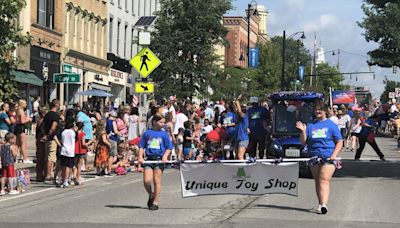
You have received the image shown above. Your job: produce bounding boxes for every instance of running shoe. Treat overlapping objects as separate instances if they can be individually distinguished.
[149,204,159,210]
[321,205,328,214]
[9,190,20,195]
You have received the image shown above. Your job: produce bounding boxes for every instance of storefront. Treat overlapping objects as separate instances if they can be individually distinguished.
[30,46,61,104]
[10,69,43,106]
[109,69,127,106]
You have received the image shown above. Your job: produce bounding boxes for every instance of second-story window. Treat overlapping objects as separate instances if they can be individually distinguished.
[37,0,54,29]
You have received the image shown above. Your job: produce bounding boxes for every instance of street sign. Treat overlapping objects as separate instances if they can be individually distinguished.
[135,82,154,93]
[395,87,400,98]
[130,47,161,78]
[63,63,72,73]
[249,48,259,68]
[389,92,395,99]
[53,73,80,83]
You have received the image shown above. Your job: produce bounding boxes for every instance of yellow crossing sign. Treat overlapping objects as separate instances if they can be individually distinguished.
[135,82,154,93]
[130,47,161,78]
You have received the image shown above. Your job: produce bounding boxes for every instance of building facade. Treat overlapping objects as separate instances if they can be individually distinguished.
[15,0,64,104]
[107,0,160,106]
[223,5,269,69]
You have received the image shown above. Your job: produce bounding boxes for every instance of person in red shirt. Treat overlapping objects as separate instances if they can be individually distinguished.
[74,122,89,185]
[205,123,226,159]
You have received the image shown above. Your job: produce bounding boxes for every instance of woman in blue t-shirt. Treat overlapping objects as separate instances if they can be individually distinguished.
[138,114,173,211]
[296,103,342,215]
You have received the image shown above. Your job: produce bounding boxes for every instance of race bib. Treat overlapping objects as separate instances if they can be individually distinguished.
[148,138,161,150]
[311,128,328,139]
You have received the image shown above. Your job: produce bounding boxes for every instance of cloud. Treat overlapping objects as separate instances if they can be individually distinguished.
[303,14,339,32]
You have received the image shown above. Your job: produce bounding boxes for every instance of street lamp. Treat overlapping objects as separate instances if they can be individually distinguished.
[247,0,258,68]
[281,31,306,91]
[323,49,340,71]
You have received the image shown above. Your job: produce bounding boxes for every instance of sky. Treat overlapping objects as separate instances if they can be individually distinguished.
[228,0,394,99]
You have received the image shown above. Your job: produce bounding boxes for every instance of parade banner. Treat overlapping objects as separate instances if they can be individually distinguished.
[180,162,299,198]
[332,90,356,104]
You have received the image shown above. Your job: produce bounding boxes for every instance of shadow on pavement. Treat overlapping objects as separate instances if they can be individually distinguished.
[105,205,144,209]
[334,159,400,179]
[254,204,313,213]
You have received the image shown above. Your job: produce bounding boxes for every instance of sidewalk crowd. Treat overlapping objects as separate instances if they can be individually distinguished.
[0,96,399,196]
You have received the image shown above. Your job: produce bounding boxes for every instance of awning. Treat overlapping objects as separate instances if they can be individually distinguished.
[11,70,43,86]
[89,82,111,92]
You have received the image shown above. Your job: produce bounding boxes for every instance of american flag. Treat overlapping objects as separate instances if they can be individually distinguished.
[132,95,139,107]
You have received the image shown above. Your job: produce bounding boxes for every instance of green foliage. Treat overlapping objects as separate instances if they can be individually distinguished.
[380,80,400,103]
[311,63,349,98]
[0,0,32,101]
[150,0,232,101]
[358,0,400,67]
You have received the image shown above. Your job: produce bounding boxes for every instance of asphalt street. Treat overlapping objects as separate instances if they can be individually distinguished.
[0,136,399,228]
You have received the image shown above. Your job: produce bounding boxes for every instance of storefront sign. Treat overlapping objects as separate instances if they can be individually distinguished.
[180,162,299,198]
[110,69,126,85]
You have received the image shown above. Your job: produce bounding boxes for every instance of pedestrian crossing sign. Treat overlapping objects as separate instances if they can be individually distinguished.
[130,47,161,78]
[135,82,154,93]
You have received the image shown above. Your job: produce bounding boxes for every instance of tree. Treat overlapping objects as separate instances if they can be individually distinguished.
[150,0,232,101]
[312,63,349,98]
[380,80,400,103]
[358,0,400,67]
[0,0,31,102]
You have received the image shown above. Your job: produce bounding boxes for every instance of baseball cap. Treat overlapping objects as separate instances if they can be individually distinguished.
[250,96,259,103]
[110,111,117,117]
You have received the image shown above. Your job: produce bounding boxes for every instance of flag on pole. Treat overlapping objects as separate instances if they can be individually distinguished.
[132,95,139,107]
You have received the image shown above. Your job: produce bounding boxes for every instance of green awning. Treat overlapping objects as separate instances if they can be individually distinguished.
[11,70,43,86]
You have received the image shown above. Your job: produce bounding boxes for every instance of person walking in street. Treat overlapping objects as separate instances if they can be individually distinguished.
[0,103,11,139]
[349,111,362,152]
[355,115,385,161]
[337,110,350,148]
[41,99,61,183]
[0,132,19,195]
[138,114,173,210]
[296,103,343,214]
[247,96,269,159]
[15,99,32,163]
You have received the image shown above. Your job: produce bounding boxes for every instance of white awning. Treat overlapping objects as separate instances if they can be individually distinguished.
[89,82,111,92]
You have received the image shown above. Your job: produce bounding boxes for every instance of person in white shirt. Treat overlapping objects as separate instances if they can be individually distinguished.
[337,110,350,148]
[329,108,339,126]
[173,106,188,136]
[60,121,76,188]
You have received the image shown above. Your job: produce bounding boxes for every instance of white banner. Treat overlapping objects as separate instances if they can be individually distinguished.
[180,162,299,198]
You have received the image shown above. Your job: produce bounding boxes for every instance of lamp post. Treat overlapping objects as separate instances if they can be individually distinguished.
[281,31,306,91]
[247,1,258,68]
[323,49,341,71]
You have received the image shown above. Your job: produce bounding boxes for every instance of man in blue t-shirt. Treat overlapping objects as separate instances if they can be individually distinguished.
[246,97,269,159]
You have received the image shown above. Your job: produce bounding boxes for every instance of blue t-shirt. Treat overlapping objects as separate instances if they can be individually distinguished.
[306,119,342,158]
[76,111,93,140]
[106,119,119,142]
[139,129,174,157]
[0,112,10,131]
[221,112,235,140]
[247,106,268,134]
[235,113,249,141]
[359,118,377,136]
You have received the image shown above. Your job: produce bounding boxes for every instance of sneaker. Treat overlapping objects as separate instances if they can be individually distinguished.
[354,158,360,161]
[147,196,154,208]
[321,205,328,214]
[310,204,322,214]
[23,159,34,164]
[9,190,20,195]
[0,190,6,196]
[380,157,386,161]
[149,204,159,210]
[60,183,72,188]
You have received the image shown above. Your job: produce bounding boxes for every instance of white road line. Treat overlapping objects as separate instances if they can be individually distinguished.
[0,169,176,203]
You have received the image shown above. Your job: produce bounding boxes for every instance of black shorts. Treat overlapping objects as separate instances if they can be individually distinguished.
[14,124,25,135]
[60,155,75,168]
[142,156,165,171]
[350,132,359,137]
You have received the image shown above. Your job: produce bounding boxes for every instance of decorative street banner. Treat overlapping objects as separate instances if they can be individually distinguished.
[180,162,299,198]
[332,90,356,104]
[249,47,259,68]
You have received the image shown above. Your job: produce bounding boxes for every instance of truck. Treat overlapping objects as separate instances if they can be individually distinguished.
[268,91,324,177]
